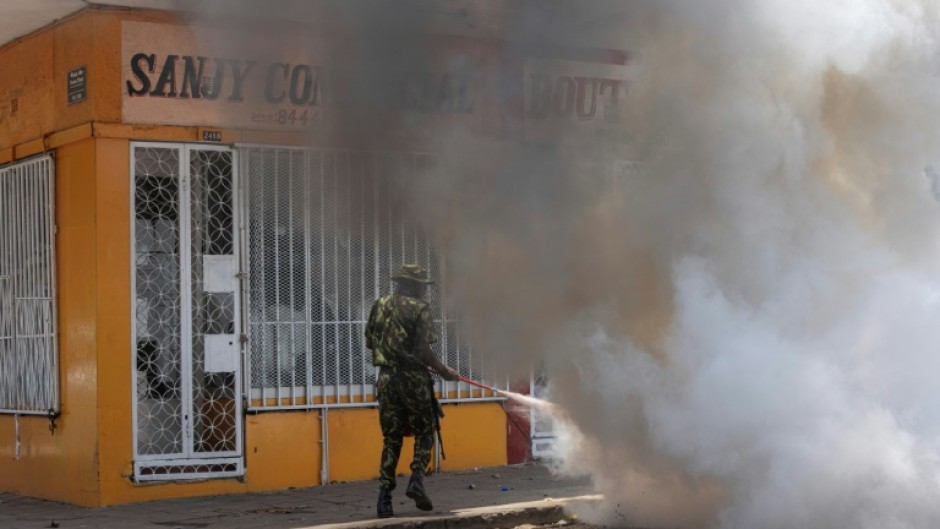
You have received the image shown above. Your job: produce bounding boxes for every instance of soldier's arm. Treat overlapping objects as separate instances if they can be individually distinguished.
[365,301,378,350]
[418,343,459,381]
[416,304,459,381]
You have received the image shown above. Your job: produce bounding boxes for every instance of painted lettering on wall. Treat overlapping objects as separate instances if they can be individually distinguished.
[125,54,309,104]
[526,74,625,120]
[398,74,476,114]
[124,53,476,113]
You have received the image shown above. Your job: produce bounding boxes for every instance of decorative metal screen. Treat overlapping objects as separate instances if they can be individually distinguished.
[241,147,502,410]
[134,146,184,456]
[132,144,242,481]
[0,155,58,415]
[188,150,239,455]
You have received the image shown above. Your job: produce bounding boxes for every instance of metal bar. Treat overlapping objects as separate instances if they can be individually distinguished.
[399,159,406,266]
[0,408,52,416]
[250,149,262,404]
[441,252,451,398]
[332,152,340,404]
[304,149,314,405]
[386,156,393,298]
[261,148,272,407]
[230,148,245,457]
[241,149,253,407]
[11,165,22,407]
[13,167,28,406]
[359,155,366,402]
[346,152,353,403]
[46,157,59,410]
[129,146,141,458]
[319,151,327,402]
[41,163,59,411]
[371,156,380,400]
[288,149,297,404]
[23,164,31,300]
[273,148,282,406]
[242,396,507,413]
[180,146,195,457]
[32,160,41,405]
[412,155,419,264]
[1,166,9,408]
[41,158,59,402]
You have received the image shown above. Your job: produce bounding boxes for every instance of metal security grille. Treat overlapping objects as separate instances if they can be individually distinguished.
[241,147,502,410]
[188,150,239,456]
[132,144,242,481]
[0,155,58,415]
[133,146,184,455]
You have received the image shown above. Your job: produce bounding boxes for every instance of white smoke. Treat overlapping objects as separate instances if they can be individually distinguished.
[555,258,940,528]
[532,1,940,527]
[177,1,940,526]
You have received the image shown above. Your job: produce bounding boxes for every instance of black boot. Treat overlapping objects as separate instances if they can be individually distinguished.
[405,471,433,511]
[377,487,393,518]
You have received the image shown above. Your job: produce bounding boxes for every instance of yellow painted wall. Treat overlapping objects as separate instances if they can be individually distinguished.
[438,403,507,471]
[327,403,507,484]
[0,8,176,151]
[92,137,142,506]
[0,138,101,506]
[0,27,57,148]
[1,8,510,506]
[1,10,97,148]
[328,407,385,482]
[245,412,322,492]
[0,133,511,507]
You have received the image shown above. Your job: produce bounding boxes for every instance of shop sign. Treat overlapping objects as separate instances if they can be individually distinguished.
[524,59,629,143]
[526,75,623,120]
[121,21,482,133]
[125,56,322,107]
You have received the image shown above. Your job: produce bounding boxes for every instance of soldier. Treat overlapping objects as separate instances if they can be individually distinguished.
[365,264,460,518]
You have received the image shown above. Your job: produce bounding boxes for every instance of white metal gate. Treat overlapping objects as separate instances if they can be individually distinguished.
[530,371,556,458]
[0,155,58,415]
[131,143,243,481]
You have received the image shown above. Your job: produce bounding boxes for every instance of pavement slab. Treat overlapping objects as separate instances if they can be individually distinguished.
[0,463,598,529]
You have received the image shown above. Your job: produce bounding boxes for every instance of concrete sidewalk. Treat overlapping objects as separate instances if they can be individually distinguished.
[0,464,600,529]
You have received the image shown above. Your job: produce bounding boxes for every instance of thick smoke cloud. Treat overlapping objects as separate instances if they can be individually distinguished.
[522,2,940,528]
[182,1,940,527]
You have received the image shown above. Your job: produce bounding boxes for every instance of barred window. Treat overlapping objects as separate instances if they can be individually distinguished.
[0,155,58,414]
[241,147,496,409]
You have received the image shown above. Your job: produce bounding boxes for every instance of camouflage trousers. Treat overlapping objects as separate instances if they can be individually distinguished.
[376,367,435,490]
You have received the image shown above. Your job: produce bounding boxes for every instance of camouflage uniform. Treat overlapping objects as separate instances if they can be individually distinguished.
[366,293,440,491]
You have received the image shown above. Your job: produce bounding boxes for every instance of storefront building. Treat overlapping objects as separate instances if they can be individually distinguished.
[0,5,628,507]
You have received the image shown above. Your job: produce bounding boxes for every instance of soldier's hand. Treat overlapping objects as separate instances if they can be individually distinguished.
[442,367,460,382]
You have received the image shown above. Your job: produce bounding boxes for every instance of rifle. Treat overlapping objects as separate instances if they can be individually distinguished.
[429,372,446,460]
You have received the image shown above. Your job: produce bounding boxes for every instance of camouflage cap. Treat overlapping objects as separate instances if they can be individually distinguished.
[391,264,434,284]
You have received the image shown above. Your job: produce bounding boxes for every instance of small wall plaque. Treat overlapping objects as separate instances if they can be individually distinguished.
[68,66,87,105]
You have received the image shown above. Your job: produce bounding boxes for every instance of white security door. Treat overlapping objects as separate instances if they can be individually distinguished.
[131,143,243,481]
